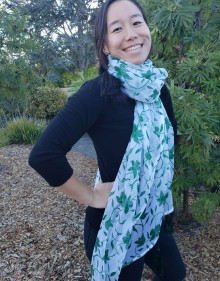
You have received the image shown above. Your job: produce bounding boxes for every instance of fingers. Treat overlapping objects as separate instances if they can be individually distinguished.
[91,181,114,208]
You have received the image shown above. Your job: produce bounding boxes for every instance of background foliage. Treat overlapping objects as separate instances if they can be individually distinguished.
[26,86,67,119]
[0,5,42,120]
[7,0,102,82]
[140,0,220,220]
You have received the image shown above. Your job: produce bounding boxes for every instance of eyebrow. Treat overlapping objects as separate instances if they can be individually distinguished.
[108,13,142,28]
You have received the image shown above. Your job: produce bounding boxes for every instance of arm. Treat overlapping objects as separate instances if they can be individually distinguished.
[29,78,112,207]
[57,175,113,208]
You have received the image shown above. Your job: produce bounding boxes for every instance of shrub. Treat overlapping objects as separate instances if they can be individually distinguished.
[0,95,27,123]
[191,192,220,221]
[141,0,220,221]
[26,86,67,119]
[6,117,47,145]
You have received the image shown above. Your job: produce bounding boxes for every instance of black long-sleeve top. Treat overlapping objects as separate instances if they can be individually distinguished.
[29,73,177,228]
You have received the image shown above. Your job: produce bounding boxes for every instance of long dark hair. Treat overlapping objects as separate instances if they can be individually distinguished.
[95,0,149,72]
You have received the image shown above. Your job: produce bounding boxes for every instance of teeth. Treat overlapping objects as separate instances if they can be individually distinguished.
[125,44,141,52]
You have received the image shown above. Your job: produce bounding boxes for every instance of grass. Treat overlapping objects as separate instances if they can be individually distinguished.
[0,127,9,148]
[1,117,47,146]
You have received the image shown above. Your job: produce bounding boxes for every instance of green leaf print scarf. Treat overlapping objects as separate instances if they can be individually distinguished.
[91,55,174,281]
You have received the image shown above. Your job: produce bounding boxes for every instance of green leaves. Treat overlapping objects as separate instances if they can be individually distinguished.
[94,237,101,252]
[114,65,133,80]
[141,70,154,80]
[191,192,220,221]
[145,146,152,160]
[135,233,146,248]
[116,192,133,214]
[122,230,131,248]
[150,89,160,99]
[128,160,140,178]
[103,250,110,263]
[150,225,161,241]
[169,146,174,160]
[105,218,113,231]
[153,3,199,39]
[157,191,169,206]
[0,7,41,101]
[153,124,164,138]
[132,124,143,143]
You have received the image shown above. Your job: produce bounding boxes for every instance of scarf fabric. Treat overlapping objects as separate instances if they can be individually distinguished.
[91,56,174,281]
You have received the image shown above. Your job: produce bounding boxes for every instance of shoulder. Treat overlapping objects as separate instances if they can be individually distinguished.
[67,75,104,107]
[61,75,106,122]
[75,75,103,97]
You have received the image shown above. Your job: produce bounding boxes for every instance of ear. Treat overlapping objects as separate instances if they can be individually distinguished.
[103,44,110,55]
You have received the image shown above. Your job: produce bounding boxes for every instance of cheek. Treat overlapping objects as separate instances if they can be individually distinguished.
[106,38,120,52]
[144,31,151,47]
[142,26,151,41]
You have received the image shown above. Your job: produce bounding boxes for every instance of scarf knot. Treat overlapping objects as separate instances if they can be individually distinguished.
[108,55,168,104]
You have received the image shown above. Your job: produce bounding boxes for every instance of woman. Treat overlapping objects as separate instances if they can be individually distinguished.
[29,0,186,280]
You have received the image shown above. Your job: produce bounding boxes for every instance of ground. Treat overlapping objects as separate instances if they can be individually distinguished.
[0,145,219,281]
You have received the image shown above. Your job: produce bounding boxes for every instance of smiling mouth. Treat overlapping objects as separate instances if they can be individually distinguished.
[124,44,142,53]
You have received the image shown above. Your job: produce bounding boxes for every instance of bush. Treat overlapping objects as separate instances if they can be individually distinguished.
[191,192,220,221]
[141,0,220,221]
[6,117,47,145]
[26,86,67,119]
[0,95,27,123]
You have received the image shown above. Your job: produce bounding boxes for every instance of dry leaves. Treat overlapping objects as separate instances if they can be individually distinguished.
[0,145,219,281]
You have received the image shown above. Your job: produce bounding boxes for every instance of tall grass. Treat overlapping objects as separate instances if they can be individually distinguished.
[0,128,9,148]
[5,117,47,145]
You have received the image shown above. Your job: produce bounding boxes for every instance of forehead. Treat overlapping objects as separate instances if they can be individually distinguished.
[107,0,142,25]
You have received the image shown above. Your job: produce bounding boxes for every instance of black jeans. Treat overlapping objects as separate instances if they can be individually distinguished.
[84,217,186,281]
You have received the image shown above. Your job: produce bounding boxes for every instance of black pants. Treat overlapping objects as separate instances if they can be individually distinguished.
[84,217,186,281]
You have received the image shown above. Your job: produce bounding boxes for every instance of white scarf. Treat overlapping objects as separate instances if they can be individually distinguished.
[91,56,174,280]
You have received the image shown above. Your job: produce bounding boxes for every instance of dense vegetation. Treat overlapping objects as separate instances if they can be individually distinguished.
[0,0,219,221]
[140,0,220,220]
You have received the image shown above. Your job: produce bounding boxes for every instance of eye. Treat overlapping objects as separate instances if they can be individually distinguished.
[133,21,142,26]
[112,27,122,33]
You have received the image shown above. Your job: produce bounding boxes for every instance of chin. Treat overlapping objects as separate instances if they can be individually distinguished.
[124,53,148,65]
[127,57,147,65]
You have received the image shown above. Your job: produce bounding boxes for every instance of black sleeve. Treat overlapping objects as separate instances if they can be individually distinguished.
[28,78,103,187]
[160,84,178,141]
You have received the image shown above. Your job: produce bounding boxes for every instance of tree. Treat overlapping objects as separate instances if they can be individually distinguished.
[0,3,42,119]
[11,0,102,83]
[140,0,220,221]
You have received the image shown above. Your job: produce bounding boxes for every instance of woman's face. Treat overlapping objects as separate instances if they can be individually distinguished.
[104,0,151,65]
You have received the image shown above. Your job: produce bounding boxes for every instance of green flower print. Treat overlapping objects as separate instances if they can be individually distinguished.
[135,233,146,248]
[116,192,133,214]
[150,225,161,241]
[122,230,132,248]
[128,160,140,178]
[157,191,169,206]
[132,124,143,143]
[91,55,174,281]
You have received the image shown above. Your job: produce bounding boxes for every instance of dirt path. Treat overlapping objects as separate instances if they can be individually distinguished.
[72,134,96,159]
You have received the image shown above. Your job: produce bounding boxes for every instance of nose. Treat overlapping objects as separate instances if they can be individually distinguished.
[124,26,137,41]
